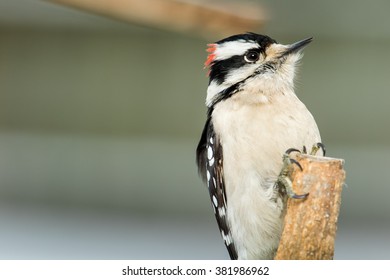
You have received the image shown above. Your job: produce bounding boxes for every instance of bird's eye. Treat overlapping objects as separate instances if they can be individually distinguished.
[244,51,260,63]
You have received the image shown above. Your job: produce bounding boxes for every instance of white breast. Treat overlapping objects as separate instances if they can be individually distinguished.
[211,89,321,259]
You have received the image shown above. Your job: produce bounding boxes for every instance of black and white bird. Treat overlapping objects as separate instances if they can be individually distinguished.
[196,33,322,260]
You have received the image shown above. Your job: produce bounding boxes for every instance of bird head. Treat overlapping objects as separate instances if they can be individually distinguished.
[204,33,312,107]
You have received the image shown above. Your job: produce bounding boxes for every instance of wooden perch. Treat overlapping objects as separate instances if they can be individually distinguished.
[45,0,266,39]
[274,154,346,260]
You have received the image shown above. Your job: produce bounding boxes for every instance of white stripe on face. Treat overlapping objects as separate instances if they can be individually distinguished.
[213,40,260,61]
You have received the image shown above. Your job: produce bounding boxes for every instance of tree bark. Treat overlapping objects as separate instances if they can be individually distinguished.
[274,154,346,260]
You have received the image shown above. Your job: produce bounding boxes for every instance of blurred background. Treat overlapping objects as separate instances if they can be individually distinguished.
[0,0,389,259]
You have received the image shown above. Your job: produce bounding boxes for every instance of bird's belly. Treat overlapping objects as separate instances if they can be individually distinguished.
[212,96,321,259]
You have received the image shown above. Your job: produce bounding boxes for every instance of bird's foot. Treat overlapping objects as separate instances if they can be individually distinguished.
[276,148,308,199]
[276,143,325,199]
[302,142,326,156]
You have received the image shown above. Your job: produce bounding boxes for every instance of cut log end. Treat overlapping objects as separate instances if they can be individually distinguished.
[274,154,346,260]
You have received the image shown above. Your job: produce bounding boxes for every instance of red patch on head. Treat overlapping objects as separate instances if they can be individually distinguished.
[204,44,217,71]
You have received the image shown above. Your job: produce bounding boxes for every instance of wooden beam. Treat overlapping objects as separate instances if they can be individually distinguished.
[275,154,346,260]
[45,0,266,39]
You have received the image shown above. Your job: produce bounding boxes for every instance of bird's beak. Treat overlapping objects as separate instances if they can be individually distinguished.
[279,37,313,58]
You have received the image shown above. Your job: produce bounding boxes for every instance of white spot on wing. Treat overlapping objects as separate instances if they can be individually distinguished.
[206,170,210,182]
[212,195,218,207]
[218,207,226,217]
[209,157,215,166]
[209,137,214,144]
[221,230,233,246]
[207,146,213,160]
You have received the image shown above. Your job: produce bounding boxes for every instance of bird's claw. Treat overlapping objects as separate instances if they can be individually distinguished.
[302,142,326,156]
[276,143,325,199]
[276,150,308,199]
[285,148,301,155]
[289,158,303,171]
[314,142,326,156]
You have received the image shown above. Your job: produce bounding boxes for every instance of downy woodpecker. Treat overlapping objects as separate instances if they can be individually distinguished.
[196,33,322,259]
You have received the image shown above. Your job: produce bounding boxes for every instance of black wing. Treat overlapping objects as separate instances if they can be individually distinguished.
[196,117,238,260]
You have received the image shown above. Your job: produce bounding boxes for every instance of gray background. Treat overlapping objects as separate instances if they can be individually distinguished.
[0,0,389,259]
